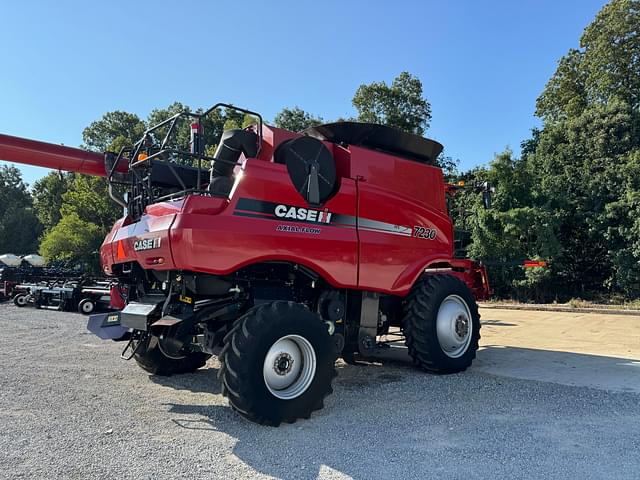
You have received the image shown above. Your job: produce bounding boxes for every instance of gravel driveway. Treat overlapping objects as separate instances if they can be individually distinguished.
[1,304,639,479]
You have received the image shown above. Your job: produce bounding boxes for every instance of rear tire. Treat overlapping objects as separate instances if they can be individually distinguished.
[133,334,211,376]
[13,293,27,307]
[403,274,480,374]
[219,301,337,426]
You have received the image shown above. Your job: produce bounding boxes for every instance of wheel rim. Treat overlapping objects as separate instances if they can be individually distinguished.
[16,295,25,306]
[82,301,94,313]
[436,295,473,358]
[263,335,316,400]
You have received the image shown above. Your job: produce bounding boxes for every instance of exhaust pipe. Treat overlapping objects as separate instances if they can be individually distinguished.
[209,129,258,195]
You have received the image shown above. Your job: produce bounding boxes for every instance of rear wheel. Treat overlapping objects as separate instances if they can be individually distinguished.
[133,334,211,376]
[13,293,27,307]
[219,301,337,426]
[403,274,480,374]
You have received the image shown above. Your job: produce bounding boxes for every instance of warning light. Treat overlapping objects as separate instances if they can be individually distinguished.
[457,180,465,187]
[137,152,148,162]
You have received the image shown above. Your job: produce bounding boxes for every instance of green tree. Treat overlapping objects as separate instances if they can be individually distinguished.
[537,0,640,121]
[61,175,121,232]
[39,109,143,268]
[451,151,560,301]
[0,166,42,254]
[352,71,432,135]
[0,165,29,211]
[581,0,640,110]
[480,0,640,300]
[39,175,121,271]
[82,110,146,152]
[273,107,324,132]
[31,171,74,231]
[39,213,102,270]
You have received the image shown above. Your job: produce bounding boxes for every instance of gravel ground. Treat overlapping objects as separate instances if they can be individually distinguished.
[1,304,639,480]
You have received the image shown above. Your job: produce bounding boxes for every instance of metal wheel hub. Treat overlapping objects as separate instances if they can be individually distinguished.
[436,295,473,358]
[263,335,316,400]
[455,314,469,338]
[273,352,294,375]
[81,301,94,313]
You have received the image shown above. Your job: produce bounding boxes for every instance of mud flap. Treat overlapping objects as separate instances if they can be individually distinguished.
[86,311,129,340]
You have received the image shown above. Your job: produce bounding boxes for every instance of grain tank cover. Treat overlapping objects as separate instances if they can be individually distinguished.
[22,254,46,267]
[303,122,444,164]
[0,254,21,267]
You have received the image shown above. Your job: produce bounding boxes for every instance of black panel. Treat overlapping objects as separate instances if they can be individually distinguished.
[303,122,443,164]
[148,160,208,189]
[275,136,337,205]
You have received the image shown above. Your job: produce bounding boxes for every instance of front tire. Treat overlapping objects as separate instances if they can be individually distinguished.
[403,274,480,374]
[219,301,337,426]
[133,334,211,376]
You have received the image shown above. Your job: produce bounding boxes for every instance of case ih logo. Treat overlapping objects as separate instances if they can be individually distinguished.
[133,237,161,252]
[274,205,332,224]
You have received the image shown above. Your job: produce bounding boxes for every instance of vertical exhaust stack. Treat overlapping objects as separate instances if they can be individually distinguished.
[209,129,258,195]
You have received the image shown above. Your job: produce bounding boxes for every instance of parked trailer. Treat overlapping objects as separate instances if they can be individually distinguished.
[12,280,113,313]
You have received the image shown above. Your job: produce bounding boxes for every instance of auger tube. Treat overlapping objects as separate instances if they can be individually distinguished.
[0,133,126,177]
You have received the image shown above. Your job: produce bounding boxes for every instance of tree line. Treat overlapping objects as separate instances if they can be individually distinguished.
[1,0,638,302]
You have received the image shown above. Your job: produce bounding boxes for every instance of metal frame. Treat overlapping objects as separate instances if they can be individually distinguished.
[106,103,263,217]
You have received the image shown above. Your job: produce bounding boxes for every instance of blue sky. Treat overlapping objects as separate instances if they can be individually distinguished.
[0,0,607,186]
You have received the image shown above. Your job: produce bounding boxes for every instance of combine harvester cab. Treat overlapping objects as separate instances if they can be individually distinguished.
[1,103,491,426]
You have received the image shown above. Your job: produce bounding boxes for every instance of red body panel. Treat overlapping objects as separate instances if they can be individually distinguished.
[99,127,490,299]
[0,121,490,300]
[103,204,180,271]
[170,160,359,287]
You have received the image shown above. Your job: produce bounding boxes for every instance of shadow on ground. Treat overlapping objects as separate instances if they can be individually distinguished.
[150,366,222,395]
[481,319,518,327]
[474,345,640,393]
[156,345,639,479]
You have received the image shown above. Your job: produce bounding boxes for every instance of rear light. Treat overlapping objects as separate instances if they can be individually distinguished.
[145,257,165,265]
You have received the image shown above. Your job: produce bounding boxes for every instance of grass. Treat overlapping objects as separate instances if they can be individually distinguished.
[485,297,640,310]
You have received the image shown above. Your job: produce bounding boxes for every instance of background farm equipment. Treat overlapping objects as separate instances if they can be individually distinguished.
[12,279,113,313]
[0,254,85,301]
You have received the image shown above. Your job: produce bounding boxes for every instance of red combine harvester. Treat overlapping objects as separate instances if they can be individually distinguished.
[0,103,490,425]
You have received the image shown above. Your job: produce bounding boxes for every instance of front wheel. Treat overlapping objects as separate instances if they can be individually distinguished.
[219,301,337,426]
[403,274,481,374]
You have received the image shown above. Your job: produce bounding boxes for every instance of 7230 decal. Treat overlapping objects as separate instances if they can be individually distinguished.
[413,226,437,240]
